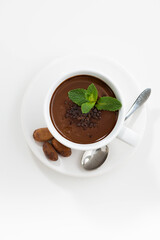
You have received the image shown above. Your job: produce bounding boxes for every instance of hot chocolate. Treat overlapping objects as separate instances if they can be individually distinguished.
[50,75,118,144]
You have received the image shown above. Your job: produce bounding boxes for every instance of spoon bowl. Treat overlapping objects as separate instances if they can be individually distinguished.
[81,146,109,170]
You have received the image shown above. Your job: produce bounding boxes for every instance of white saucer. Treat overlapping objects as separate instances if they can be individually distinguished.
[21,55,147,177]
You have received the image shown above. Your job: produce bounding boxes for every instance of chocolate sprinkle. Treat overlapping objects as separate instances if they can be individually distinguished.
[65,101,101,130]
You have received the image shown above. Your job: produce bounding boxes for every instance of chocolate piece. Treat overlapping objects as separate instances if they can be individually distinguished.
[52,139,71,157]
[43,142,58,161]
[33,128,53,142]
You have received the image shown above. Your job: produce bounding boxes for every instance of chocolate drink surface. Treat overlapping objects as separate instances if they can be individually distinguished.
[50,75,118,144]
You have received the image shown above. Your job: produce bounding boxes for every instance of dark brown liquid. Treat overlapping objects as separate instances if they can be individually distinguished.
[50,75,118,144]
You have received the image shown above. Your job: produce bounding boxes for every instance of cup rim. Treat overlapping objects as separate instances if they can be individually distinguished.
[44,70,125,150]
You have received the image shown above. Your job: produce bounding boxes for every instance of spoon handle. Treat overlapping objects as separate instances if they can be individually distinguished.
[125,88,151,121]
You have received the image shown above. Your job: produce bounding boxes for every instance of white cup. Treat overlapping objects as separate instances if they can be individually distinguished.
[44,70,140,151]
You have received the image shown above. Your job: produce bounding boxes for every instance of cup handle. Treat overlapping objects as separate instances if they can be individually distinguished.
[117,126,140,147]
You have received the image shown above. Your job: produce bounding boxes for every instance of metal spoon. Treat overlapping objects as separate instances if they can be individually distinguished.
[81,88,151,170]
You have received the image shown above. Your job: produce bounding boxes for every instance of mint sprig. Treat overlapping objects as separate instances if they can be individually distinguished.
[85,83,98,102]
[96,96,122,111]
[68,83,122,113]
[81,102,95,113]
[68,88,87,106]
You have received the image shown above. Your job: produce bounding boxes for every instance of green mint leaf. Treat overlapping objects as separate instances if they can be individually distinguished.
[85,83,98,102]
[68,89,87,106]
[95,96,122,111]
[81,102,95,113]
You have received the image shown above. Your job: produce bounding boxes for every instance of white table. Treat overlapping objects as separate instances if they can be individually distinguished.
[0,0,160,239]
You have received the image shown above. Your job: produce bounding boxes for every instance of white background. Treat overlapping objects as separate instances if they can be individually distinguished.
[0,0,160,239]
